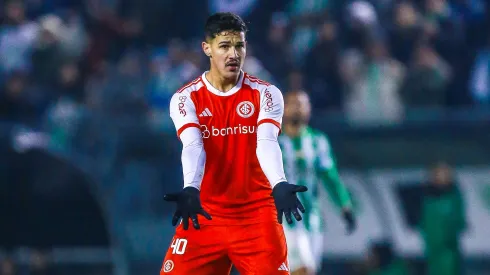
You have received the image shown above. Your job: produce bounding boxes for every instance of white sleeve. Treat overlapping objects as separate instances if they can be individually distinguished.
[179,127,206,190]
[257,85,284,130]
[256,123,287,188]
[169,92,200,136]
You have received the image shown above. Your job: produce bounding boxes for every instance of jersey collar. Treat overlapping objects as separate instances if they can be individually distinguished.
[201,71,244,97]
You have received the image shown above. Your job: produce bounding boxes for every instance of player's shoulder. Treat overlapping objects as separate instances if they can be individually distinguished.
[175,75,205,96]
[243,73,278,93]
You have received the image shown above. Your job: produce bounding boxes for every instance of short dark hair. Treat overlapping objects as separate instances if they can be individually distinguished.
[204,12,248,40]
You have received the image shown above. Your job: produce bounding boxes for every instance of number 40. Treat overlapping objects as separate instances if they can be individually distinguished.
[170,238,188,255]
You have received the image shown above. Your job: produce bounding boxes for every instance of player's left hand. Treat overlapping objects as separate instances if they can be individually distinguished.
[342,208,356,234]
[272,182,308,224]
[164,187,212,230]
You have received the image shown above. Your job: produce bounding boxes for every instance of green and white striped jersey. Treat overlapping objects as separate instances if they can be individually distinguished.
[278,126,351,232]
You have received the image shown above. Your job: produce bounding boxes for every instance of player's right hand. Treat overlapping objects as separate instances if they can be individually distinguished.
[272,182,308,224]
[164,186,212,230]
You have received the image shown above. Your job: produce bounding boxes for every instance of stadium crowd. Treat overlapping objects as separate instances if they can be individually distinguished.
[1,0,489,130]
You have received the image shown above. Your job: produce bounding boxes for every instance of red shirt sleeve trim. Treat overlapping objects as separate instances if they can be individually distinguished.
[258,119,282,134]
[177,123,200,137]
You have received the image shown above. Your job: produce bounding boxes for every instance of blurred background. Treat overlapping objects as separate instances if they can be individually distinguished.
[0,0,490,274]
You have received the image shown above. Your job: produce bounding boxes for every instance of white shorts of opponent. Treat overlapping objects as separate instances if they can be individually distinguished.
[283,222,323,274]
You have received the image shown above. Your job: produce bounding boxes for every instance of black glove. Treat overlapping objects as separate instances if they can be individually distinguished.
[342,209,356,234]
[164,187,212,230]
[272,182,308,224]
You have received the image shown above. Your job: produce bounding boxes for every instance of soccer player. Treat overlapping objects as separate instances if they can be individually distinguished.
[161,13,307,275]
[279,90,356,275]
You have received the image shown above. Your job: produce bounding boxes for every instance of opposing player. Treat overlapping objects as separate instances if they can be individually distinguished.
[161,13,308,275]
[279,90,356,275]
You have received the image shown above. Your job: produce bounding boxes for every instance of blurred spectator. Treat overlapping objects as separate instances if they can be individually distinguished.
[45,61,85,152]
[344,1,379,51]
[209,0,259,18]
[287,0,329,64]
[347,1,378,27]
[0,72,38,125]
[84,60,110,110]
[83,0,143,64]
[57,61,84,100]
[422,0,465,65]
[304,19,342,110]
[0,0,38,76]
[0,257,15,275]
[147,39,198,100]
[451,0,487,49]
[364,241,411,275]
[341,36,405,125]
[57,9,88,59]
[30,15,65,87]
[85,50,147,119]
[469,36,490,104]
[242,46,276,83]
[422,0,471,107]
[146,48,172,131]
[388,1,423,64]
[146,39,202,130]
[254,12,293,89]
[419,162,466,275]
[287,69,304,92]
[399,43,451,108]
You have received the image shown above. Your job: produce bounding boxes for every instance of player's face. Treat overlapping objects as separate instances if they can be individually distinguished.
[431,163,453,186]
[284,91,311,125]
[203,31,246,79]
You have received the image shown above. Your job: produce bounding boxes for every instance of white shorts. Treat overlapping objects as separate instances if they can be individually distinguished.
[283,223,323,273]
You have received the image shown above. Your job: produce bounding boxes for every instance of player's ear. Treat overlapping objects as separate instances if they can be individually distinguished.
[202,41,212,58]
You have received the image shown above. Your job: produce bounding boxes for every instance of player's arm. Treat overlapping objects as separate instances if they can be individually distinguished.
[317,135,351,208]
[317,134,356,233]
[164,92,211,230]
[256,85,308,224]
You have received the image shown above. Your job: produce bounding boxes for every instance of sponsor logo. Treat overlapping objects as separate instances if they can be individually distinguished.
[264,90,274,112]
[200,125,255,138]
[163,260,174,273]
[236,101,255,118]
[178,96,187,116]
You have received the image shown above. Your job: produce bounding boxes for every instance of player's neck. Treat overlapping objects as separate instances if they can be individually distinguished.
[283,123,304,138]
[205,70,240,93]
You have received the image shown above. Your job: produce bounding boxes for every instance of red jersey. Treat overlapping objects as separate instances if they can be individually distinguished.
[169,72,284,225]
